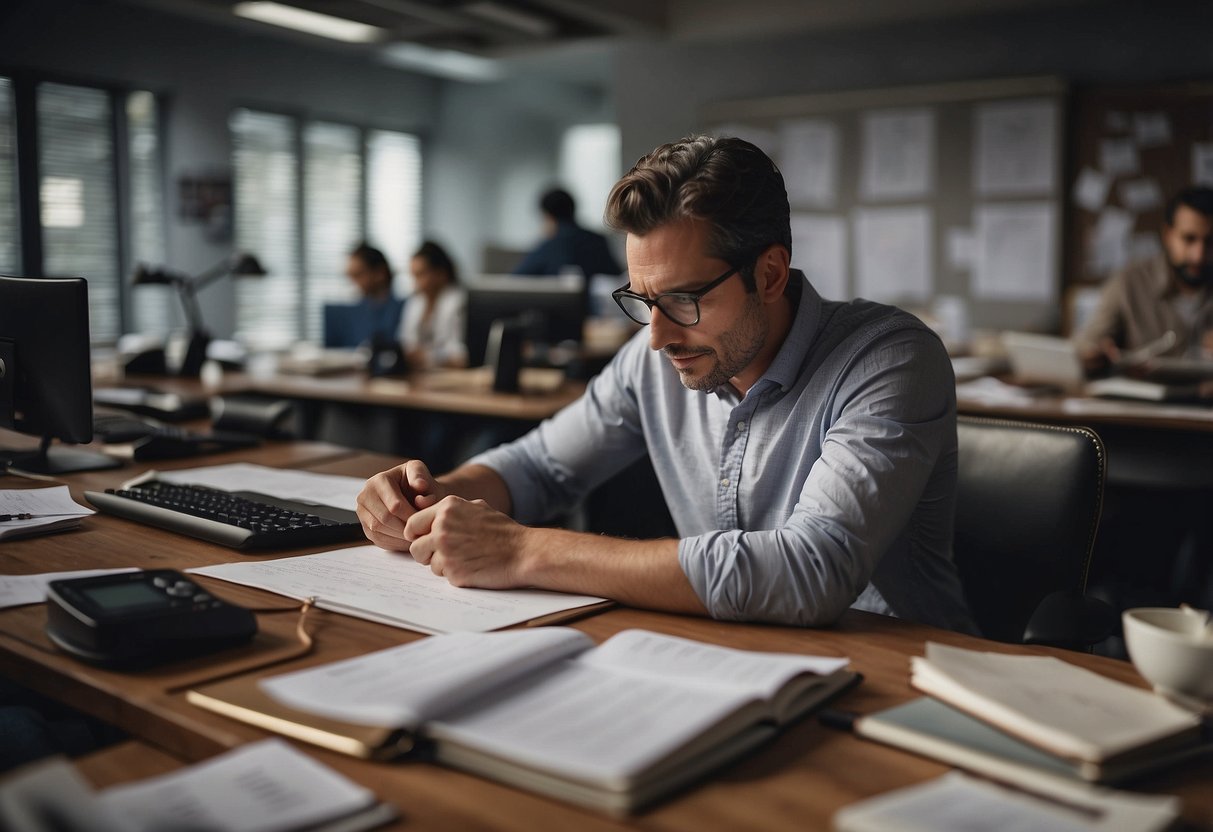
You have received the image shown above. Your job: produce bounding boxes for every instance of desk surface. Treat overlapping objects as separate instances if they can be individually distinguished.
[3,445,1211,831]
[957,390,1213,433]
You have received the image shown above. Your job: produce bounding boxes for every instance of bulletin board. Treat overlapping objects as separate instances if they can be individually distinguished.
[700,76,1068,336]
[1064,81,1213,287]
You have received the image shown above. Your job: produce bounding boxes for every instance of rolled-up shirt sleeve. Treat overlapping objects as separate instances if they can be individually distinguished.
[677,327,956,627]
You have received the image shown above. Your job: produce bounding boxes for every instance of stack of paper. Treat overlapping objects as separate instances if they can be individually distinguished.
[0,486,93,541]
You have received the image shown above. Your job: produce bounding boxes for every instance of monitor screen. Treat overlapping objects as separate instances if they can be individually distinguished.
[0,275,119,474]
[464,274,587,367]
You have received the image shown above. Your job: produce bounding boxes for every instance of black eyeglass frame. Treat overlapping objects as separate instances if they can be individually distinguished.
[611,264,741,328]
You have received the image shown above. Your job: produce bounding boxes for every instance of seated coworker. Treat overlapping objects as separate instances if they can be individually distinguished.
[357,135,974,632]
[341,242,404,346]
[400,241,468,370]
[512,188,623,278]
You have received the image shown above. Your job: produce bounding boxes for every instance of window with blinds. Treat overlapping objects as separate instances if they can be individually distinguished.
[38,83,121,343]
[0,78,18,274]
[127,90,172,336]
[232,111,422,346]
[303,121,362,342]
[231,109,302,349]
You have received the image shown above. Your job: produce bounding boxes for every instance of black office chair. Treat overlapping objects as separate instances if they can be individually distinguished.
[953,416,1116,650]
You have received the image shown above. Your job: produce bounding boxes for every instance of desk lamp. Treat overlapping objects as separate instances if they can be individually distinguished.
[133,253,266,377]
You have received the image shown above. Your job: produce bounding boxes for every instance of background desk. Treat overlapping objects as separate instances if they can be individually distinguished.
[2,444,1211,830]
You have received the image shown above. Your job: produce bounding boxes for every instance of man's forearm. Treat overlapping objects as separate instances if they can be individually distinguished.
[517,528,707,615]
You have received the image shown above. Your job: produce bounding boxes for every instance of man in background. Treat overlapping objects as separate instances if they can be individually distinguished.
[1075,186,1213,370]
[512,187,623,278]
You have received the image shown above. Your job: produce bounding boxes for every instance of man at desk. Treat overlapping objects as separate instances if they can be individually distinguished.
[1075,186,1213,370]
[511,188,623,278]
[358,135,973,631]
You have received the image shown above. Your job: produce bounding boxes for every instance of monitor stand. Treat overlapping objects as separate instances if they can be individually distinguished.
[1,436,122,475]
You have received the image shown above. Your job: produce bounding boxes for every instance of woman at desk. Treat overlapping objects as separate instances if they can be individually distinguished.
[400,241,468,370]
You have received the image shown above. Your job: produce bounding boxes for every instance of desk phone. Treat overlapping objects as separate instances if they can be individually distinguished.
[45,570,257,668]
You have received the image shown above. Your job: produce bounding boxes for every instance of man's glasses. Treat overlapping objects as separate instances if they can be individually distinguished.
[611,265,740,327]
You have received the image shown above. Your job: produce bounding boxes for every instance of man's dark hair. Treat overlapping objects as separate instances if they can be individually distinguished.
[349,241,392,277]
[412,240,459,285]
[540,188,576,222]
[1165,186,1213,225]
[604,135,791,291]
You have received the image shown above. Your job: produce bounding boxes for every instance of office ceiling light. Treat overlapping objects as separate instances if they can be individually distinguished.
[379,42,503,83]
[233,2,385,43]
[460,2,557,38]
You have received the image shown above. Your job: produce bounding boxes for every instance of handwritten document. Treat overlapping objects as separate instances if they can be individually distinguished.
[860,108,935,200]
[973,202,1056,301]
[148,463,365,512]
[853,206,933,302]
[0,486,94,541]
[974,98,1057,196]
[188,545,608,634]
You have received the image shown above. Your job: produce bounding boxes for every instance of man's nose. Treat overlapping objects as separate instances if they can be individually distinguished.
[648,306,680,351]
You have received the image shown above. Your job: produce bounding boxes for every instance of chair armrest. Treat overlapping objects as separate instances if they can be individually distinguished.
[1022,590,1118,651]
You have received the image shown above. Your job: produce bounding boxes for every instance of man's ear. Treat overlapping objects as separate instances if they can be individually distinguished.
[753,243,790,302]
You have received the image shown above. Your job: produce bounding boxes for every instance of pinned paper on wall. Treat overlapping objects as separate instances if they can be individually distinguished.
[1132,112,1172,148]
[1129,231,1162,263]
[1194,143,1213,187]
[710,123,781,158]
[1099,138,1140,177]
[1072,167,1111,212]
[1088,207,1135,277]
[853,206,933,302]
[860,108,935,200]
[973,98,1057,196]
[972,202,1055,301]
[780,120,840,208]
[1105,111,1130,132]
[946,228,976,271]
[1118,178,1164,214]
[790,214,848,301]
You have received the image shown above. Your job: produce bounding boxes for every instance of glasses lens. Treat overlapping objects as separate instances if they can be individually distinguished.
[656,294,700,326]
[615,294,652,324]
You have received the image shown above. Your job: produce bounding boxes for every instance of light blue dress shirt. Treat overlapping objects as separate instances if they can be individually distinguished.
[469,272,975,632]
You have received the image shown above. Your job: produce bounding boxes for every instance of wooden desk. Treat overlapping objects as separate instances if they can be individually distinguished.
[2,446,1211,829]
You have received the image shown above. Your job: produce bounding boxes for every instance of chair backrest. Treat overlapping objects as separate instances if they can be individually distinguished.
[953,416,1106,643]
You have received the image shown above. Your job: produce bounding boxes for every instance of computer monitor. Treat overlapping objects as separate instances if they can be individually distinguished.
[0,275,121,474]
[464,274,587,367]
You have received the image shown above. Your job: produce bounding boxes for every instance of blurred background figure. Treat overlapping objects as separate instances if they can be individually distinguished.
[401,240,468,370]
[326,242,405,348]
[512,187,622,279]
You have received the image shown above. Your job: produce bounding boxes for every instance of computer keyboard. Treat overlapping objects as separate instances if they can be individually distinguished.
[84,483,365,550]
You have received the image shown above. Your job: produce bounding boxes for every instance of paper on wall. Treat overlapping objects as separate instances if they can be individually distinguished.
[1118,178,1164,213]
[1072,167,1110,212]
[1099,138,1140,177]
[853,206,933,302]
[860,108,935,200]
[946,228,976,270]
[1194,143,1213,187]
[1133,112,1172,148]
[972,202,1055,302]
[973,98,1057,196]
[790,214,847,301]
[779,120,839,208]
[1087,207,1135,277]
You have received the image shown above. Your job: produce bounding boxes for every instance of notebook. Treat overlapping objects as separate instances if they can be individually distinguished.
[1001,332,1087,389]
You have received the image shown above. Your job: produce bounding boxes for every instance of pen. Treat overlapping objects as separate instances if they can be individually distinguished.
[0,513,34,522]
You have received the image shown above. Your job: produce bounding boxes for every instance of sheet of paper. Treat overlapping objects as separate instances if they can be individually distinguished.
[946,227,976,270]
[779,120,839,207]
[974,98,1057,196]
[0,486,93,518]
[1193,142,1213,187]
[973,202,1056,301]
[188,545,608,634]
[147,463,364,511]
[853,206,933,302]
[1072,167,1110,212]
[1118,177,1163,213]
[790,214,847,300]
[0,568,139,610]
[99,739,378,832]
[261,629,592,727]
[860,108,935,200]
[1087,207,1134,276]
[1099,137,1139,177]
[1133,112,1172,148]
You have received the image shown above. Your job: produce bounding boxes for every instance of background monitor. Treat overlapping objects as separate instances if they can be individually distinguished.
[464,274,587,367]
[0,275,120,474]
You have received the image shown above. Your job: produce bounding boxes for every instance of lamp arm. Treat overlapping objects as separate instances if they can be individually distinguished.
[191,258,236,291]
[177,282,206,333]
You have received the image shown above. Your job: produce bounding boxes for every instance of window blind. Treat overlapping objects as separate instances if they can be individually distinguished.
[0,78,18,274]
[127,90,172,336]
[38,83,120,343]
[367,129,422,294]
[303,121,362,342]
[232,109,301,349]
